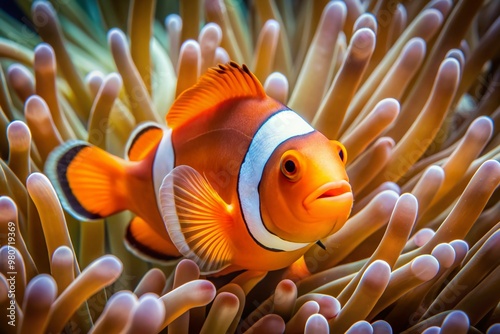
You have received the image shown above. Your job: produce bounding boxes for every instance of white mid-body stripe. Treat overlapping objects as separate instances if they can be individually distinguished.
[153,128,175,209]
[238,110,315,251]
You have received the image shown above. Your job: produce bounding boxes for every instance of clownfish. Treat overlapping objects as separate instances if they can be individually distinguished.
[46,62,353,275]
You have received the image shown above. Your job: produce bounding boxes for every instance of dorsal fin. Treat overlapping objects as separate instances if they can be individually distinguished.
[166,62,267,129]
[125,122,164,161]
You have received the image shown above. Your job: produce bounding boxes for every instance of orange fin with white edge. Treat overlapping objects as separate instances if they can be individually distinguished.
[45,140,129,221]
[159,165,235,274]
[126,122,164,161]
[166,62,266,129]
[125,216,182,264]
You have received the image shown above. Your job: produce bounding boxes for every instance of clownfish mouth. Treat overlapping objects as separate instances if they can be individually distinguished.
[316,182,351,199]
[311,181,352,200]
[303,181,353,218]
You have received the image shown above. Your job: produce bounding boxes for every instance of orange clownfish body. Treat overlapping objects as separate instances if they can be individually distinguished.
[46,63,353,275]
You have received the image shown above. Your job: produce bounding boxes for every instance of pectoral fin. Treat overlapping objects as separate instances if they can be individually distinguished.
[159,165,234,274]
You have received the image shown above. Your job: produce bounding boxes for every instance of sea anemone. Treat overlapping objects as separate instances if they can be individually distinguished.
[0,0,499,333]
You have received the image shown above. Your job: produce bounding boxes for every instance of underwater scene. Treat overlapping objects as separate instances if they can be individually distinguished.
[0,0,499,333]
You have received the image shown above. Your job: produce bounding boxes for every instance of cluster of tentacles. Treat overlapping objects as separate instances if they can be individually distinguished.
[0,0,499,333]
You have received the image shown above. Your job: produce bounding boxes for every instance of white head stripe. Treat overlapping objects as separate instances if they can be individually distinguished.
[238,110,315,251]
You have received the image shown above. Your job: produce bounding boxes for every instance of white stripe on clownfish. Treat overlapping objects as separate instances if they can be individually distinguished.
[152,127,175,209]
[238,109,315,252]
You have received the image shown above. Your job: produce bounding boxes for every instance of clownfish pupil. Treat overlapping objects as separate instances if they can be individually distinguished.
[284,160,296,174]
[331,140,347,165]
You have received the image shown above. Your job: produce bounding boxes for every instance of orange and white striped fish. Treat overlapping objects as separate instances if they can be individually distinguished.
[46,62,353,275]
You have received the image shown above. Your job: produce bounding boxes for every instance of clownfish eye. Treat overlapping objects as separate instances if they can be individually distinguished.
[284,160,296,173]
[331,140,348,165]
[280,151,302,182]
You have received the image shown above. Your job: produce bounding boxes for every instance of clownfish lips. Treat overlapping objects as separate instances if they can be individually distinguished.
[303,181,353,219]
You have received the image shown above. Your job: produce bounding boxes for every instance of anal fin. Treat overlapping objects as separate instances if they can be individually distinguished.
[125,216,182,264]
[159,165,235,274]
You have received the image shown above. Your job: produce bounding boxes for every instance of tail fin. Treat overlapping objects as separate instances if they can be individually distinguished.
[45,140,129,221]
